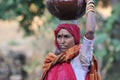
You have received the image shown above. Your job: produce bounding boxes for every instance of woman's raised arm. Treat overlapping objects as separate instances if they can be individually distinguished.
[85,0,96,39]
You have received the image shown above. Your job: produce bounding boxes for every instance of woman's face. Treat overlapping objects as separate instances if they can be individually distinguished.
[57,29,75,52]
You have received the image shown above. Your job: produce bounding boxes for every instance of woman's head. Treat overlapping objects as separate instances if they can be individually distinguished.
[54,24,80,52]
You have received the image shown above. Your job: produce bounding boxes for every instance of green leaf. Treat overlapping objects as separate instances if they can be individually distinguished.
[112,39,120,52]
[95,33,109,44]
[95,48,107,60]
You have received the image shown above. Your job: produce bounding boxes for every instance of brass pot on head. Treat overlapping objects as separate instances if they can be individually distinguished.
[46,0,86,20]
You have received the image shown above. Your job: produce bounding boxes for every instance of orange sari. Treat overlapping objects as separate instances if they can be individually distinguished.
[39,45,101,80]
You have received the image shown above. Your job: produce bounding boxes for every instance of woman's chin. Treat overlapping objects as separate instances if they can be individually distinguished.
[60,48,68,52]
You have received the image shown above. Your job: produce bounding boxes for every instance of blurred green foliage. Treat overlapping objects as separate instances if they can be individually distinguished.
[0,0,45,35]
[94,4,120,80]
[96,4,120,61]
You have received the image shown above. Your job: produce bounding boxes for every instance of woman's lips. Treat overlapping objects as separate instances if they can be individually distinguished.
[59,45,67,51]
[60,45,67,48]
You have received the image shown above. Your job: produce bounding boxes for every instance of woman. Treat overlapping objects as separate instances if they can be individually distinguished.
[39,0,101,80]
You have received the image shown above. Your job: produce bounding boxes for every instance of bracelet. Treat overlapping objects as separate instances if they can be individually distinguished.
[86,2,96,16]
[86,3,95,10]
[86,8,96,16]
[84,31,94,40]
[87,0,95,5]
[86,6,94,11]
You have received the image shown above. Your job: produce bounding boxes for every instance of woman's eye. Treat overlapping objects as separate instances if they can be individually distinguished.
[57,35,62,38]
[64,35,71,38]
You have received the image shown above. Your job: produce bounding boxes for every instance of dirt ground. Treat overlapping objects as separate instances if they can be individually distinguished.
[0,20,49,80]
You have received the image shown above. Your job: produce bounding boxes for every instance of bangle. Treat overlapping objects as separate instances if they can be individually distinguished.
[84,32,94,40]
[87,0,95,5]
[86,3,95,10]
[86,9,95,16]
[86,6,94,11]
[86,3,95,16]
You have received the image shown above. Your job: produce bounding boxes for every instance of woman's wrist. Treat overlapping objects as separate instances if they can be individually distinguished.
[84,31,94,40]
[85,0,95,16]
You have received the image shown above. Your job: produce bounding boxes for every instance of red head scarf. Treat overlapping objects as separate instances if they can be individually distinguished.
[54,23,80,48]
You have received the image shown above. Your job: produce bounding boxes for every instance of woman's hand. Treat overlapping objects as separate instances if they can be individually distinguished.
[44,53,57,63]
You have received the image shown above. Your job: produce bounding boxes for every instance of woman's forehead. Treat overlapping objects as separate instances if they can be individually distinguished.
[57,29,71,35]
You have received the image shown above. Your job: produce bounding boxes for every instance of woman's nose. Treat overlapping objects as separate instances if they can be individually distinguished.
[61,38,65,44]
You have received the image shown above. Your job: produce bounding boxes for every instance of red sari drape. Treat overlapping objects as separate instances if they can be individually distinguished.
[45,62,89,80]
